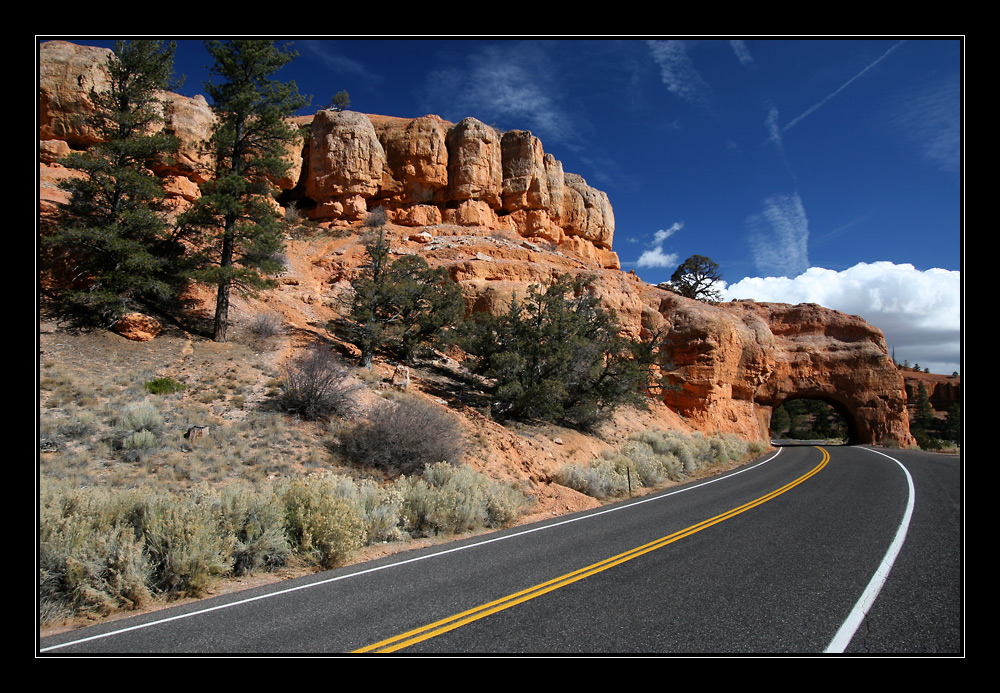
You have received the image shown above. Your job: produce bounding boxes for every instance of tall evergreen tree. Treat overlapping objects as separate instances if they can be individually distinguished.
[912,381,935,432]
[46,40,182,325]
[180,40,309,342]
[943,403,961,444]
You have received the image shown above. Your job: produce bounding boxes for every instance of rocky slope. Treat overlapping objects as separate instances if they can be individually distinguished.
[901,368,961,426]
[37,40,917,451]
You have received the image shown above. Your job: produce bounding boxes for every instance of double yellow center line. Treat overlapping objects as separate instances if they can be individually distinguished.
[354,447,830,653]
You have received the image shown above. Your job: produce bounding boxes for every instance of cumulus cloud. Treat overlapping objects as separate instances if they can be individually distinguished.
[637,246,680,269]
[724,261,961,374]
[745,194,810,277]
[637,222,683,269]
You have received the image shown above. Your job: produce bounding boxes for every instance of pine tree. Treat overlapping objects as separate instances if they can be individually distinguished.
[912,381,935,432]
[770,404,791,438]
[458,274,656,427]
[46,40,182,326]
[668,255,724,302]
[180,40,309,342]
[326,90,351,112]
[943,403,961,443]
[343,210,464,368]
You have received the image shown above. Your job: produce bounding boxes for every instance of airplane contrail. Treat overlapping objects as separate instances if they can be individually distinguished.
[783,40,906,133]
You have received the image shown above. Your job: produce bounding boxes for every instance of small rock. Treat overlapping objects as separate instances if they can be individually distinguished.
[113,313,161,342]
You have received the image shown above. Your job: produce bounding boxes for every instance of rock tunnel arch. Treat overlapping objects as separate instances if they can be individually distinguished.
[655,298,916,448]
[764,393,861,444]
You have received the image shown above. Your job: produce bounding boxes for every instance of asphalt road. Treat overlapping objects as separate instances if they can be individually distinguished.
[38,444,962,655]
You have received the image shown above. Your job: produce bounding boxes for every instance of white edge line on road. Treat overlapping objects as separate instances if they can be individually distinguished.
[40,447,783,653]
[824,446,915,654]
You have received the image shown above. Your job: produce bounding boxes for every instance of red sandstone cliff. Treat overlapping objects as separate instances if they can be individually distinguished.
[37,40,916,447]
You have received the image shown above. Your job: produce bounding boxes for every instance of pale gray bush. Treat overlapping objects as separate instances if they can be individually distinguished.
[276,346,360,421]
[247,310,285,340]
[396,462,527,536]
[115,399,161,433]
[38,480,152,622]
[218,483,291,576]
[557,430,771,500]
[329,476,406,544]
[280,475,366,569]
[55,406,98,438]
[340,396,465,476]
[136,488,231,597]
[122,429,158,452]
[555,459,629,499]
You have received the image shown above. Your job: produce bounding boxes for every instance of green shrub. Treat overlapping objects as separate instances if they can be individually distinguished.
[457,273,657,427]
[144,377,186,395]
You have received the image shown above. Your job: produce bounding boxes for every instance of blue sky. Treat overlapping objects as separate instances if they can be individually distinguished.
[55,37,962,374]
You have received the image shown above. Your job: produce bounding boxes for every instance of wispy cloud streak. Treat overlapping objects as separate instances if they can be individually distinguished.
[646,40,711,105]
[889,74,961,174]
[746,194,810,277]
[782,41,905,133]
[422,43,573,143]
[730,40,756,70]
[298,40,383,83]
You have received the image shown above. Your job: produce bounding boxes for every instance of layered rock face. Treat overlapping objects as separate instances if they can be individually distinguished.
[38,41,617,269]
[902,369,961,413]
[37,40,916,446]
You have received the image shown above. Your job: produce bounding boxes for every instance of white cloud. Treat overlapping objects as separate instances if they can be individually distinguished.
[724,262,961,374]
[746,193,810,277]
[730,40,756,70]
[654,222,682,244]
[637,246,680,269]
[423,43,573,144]
[782,41,905,134]
[636,222,683,269]
[646,40,711,105]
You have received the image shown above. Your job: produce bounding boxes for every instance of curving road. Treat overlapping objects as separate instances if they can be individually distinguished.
[38,445,962,655]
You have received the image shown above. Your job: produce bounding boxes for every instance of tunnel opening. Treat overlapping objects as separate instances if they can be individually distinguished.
[768,396,859,445]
